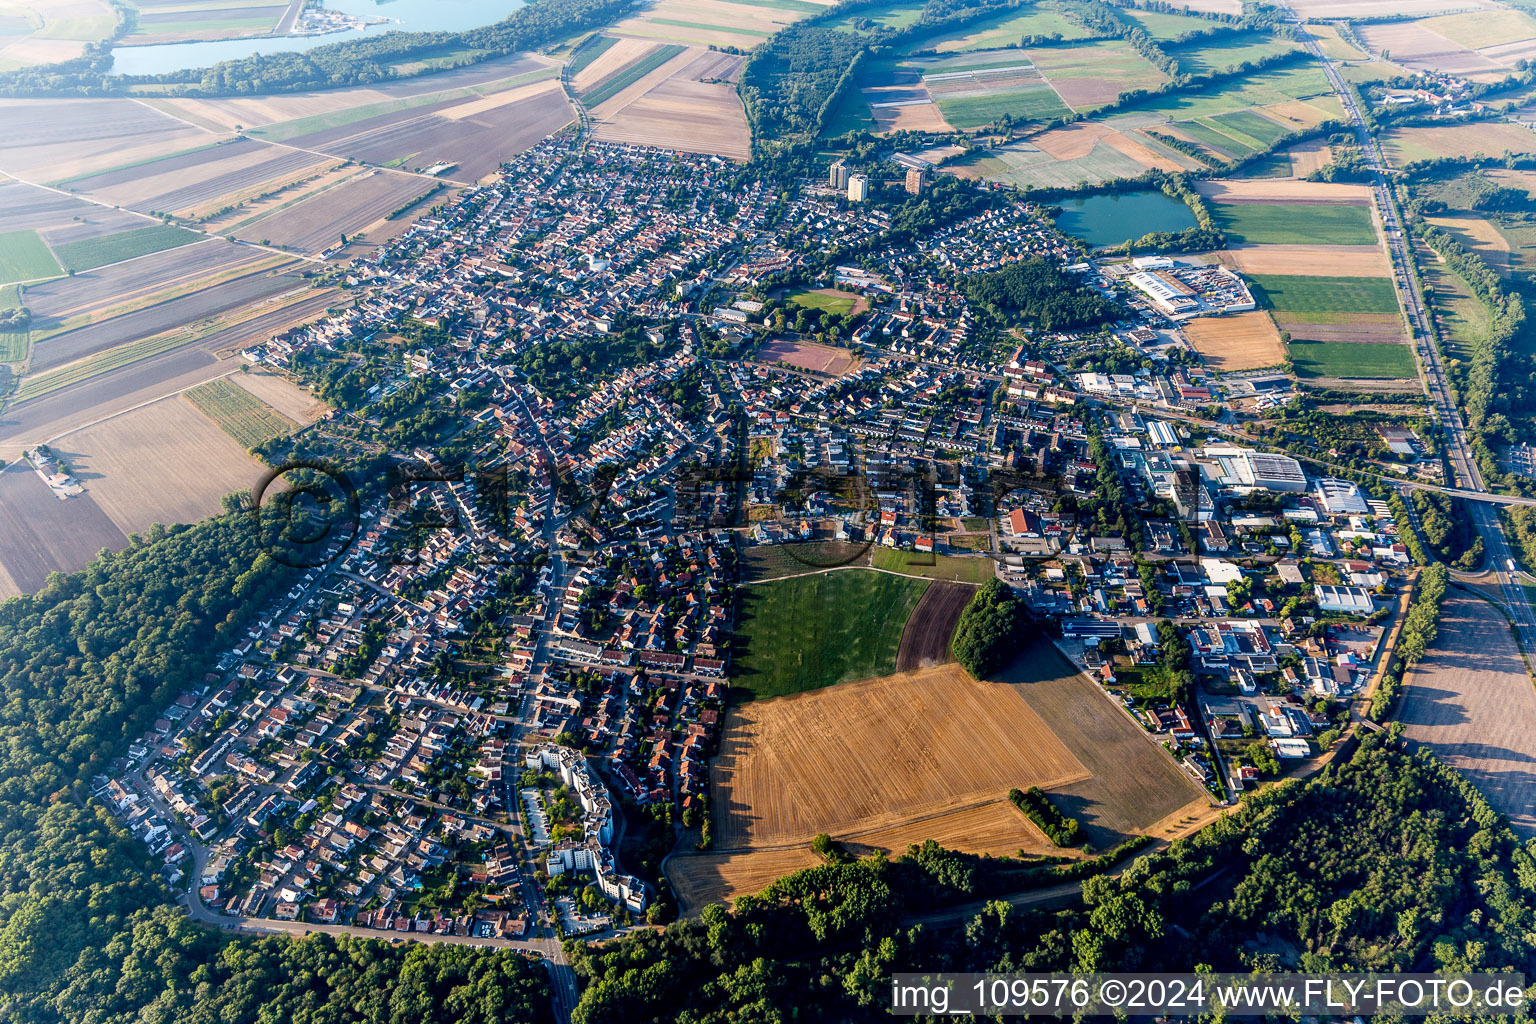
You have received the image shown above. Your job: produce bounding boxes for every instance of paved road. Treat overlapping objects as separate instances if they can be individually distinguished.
[1289,10,1536,654]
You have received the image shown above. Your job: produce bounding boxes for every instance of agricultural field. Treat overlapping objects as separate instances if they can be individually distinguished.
[230,369,329,424]
[0,0,117,71]
[1126,62,1337,121]
[607,0,830,49]
[1426,213,1524,279]
[1181,310,1286,372]
[870,548,995,582]
[740,541,874,582]
[1024,39,1169,111]
[1248,273,1399,315]
[1120,6,1212,41]
[894,581,973,671]
[0,468,126,600]
[1381,121,1536,164]
[1164,30,1298,76]
[580,43,687,106]
[1211,202,1376,246]
[589,48,750,159]
[912,3,1090,53]
[705,661,1086,851]
[185,377,299,447]
[117,0,289,46]
[49,394,266,537]
[0,228,61,284]
[63,139,333,217]
[1223,243,1391,277]
[754,337,859,375]
[732,568,929,698]
[51,225,204,273]
[1397,591,1536,836]
[0,99,209,184]
[1289,340,1418,380]
[1358,11,1535,80]
[230,169,438,254]
[946,118,1194,189]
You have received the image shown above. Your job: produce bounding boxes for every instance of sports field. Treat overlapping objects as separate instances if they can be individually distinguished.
[1289,339,1417,379]
[1249,274,1399,314]
[732,568,929,698]
[787,286,861,315]
[1212,203,1376,246]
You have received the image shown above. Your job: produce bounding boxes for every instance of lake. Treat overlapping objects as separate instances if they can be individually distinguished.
[1052,191,1199,248]
[109,0,523,77]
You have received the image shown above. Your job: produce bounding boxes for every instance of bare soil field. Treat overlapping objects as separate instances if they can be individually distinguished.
[589,45,701,122]
[1182,311,1286,371]
[754,338,858,375]
[50,394,264,535]
[1224,243,1390,276]
[709,662,1091,851]
[231,370,327,424]
[1282,313,1404,344]
[29,261,305,371]
[1290,0,1493,14]
[871,100,951,132]
[1397,592,1536,836]
[0,179,144,239]
[1027,120,1184,171]
[592,50,750,160]
[1025,41,1168,110]
[1358,20,1506,78]
[73,142,328,216]
[1195,178,1372,204]
[147,53,555,132]
[233,170,435,254]
[1382,121,1536,164]
[0,466,127,599]
[895,580,973,671]
[0,98,207,183]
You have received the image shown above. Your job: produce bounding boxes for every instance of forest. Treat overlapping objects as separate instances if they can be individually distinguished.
[567,734,1536,1022]
[963,257,1122,332]
[949,577,1034,677]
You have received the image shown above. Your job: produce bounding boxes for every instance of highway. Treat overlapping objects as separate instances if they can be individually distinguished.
[1288,9,1536,653]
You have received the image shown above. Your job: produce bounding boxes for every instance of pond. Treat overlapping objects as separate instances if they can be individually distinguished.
[109,0,523,78]
[1052,191,1199,249]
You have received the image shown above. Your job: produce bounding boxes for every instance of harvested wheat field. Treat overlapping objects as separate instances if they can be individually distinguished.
[49,393,265,535]
[1195,178,1372,204]
[572,37,659,93]
[709,662,1090,851]
[1029,119,1184,170]
[1427,214,1515,275]
[1290,0,1493,15]
[1383,121,1536,164]
[1225,243,1390,276]
[1358,21,1505,79]
[836,800,1052,858]
[1183,311,1285,372]
[1288,137,1332,176]
[667,848,823,910]
[231,370,328,424]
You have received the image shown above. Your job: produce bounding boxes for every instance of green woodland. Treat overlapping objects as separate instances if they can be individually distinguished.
[949,576,1033,677]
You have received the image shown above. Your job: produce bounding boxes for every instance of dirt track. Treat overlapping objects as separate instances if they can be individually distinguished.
[1396,592,1536,836]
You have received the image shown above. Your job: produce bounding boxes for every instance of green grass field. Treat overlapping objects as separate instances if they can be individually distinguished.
[184,377,298,447]
[648,18,771,36]
[1212,202,1377,246]
[1236,152,1292,178]
[732,569,929,698]
[1175,119,1258,158]
[1249,274,1398,314]
[53,225,203,273]
[1289,340,1418,379]
[871,549,995,583]
[1122,7,1211,40]
[832,0,924,30]
[788,287,857,314]
[0,284,28,363]
[566,34,617,76]
[0,230,61,285]
[935,85,1071,128]
[1212,109,1293,147]
[1130,63,1333,121]
[1165,32,1297,76]
[580,43,687,106]
[911,4,1087,52]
